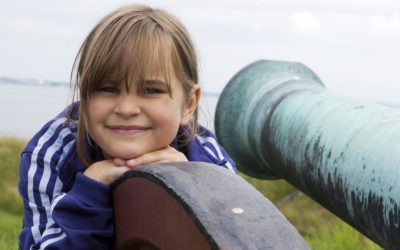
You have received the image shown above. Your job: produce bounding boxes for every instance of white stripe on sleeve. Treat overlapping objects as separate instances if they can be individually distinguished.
[39,233,67,249]
[27,118,66,243]
[41,228,62,239]
[197,135,235,173]
[50,193,66,215]
[39,130,74,222]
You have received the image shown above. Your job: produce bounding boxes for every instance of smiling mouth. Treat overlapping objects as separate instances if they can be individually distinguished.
[107,125,150,135]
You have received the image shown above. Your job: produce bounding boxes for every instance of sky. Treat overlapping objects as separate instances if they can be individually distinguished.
[1,0,400,104]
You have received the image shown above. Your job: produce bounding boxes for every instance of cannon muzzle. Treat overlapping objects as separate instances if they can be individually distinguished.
[215,60,400,249]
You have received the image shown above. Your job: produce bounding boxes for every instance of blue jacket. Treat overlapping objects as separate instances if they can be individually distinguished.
[18,104,236,249]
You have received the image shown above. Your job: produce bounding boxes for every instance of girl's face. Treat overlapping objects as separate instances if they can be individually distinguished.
[86,75,196,160]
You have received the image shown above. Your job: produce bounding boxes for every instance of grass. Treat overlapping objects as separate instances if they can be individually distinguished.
[305,219,381,250]
[0,209,20,250]
[0,137,25,215]
[0,137,26,250]
[0,137,383,249]
[241,174,382,249]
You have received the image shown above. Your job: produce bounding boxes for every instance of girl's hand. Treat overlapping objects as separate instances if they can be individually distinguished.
[113,146,188,168]
[84,159,130,185]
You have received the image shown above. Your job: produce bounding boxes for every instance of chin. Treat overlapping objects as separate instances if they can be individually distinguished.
[110,150,143,160]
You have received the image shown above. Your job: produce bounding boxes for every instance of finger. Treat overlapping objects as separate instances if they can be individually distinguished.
[103,166,130,184]
[125,148,170,167]
[113,158,126,166]
[85,160,130,185]
[125,148,187,168]
[126,159,173,169]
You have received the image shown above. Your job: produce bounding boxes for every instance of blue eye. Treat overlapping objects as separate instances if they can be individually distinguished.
[98,86,120,94]
[142,87,165,95]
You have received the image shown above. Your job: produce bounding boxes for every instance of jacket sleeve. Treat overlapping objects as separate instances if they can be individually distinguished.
[18,151,113,250]
[193,126,237,174]
[197,135,237,173]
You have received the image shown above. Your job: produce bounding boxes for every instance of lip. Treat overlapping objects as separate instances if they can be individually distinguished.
[107,125,150,135]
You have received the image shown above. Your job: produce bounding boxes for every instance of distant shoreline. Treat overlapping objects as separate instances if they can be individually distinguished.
[0,78,221,96]
[0,78,69,88]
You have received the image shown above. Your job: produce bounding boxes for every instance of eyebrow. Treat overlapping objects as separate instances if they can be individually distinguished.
[143,79,167,85]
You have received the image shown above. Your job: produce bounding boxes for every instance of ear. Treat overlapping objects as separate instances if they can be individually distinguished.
[180,85,201,125]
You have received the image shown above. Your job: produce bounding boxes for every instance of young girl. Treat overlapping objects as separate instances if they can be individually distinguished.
[18,4,235,249]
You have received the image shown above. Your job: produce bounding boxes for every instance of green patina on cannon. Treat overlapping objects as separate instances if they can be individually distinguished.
[215,60,400,249]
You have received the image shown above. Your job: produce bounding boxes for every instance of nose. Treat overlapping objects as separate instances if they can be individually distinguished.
[114,93,141,118]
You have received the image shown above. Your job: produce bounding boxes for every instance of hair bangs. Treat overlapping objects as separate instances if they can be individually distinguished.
[122,23,177,95]
[78,14,171,95]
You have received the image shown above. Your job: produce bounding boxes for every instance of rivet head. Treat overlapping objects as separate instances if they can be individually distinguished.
[232,207,244,214]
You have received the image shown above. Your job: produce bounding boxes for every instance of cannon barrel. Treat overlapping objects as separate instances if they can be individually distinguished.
[215,60,400,249]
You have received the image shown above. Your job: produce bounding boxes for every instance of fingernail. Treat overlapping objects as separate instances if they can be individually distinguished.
[114,158,125,165]
[127,159,136,165]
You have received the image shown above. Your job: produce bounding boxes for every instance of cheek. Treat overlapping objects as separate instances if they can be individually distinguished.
[89,96,105,112]
[86,99,100,125]
[149,101,182,134]
[161,101,184,123]
[86,98,109,136]
[88,96,113,119]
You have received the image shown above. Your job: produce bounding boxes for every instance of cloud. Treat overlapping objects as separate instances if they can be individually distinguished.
[2,18,77,37]
[369,12,400,33]
[292,12,321,33]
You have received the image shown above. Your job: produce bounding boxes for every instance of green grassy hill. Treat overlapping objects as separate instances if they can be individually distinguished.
[242,176,381,249]
[0,137,25,250]
[0,137,382,249]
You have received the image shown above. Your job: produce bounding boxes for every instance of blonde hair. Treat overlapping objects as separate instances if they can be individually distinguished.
[70,4,199,166]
